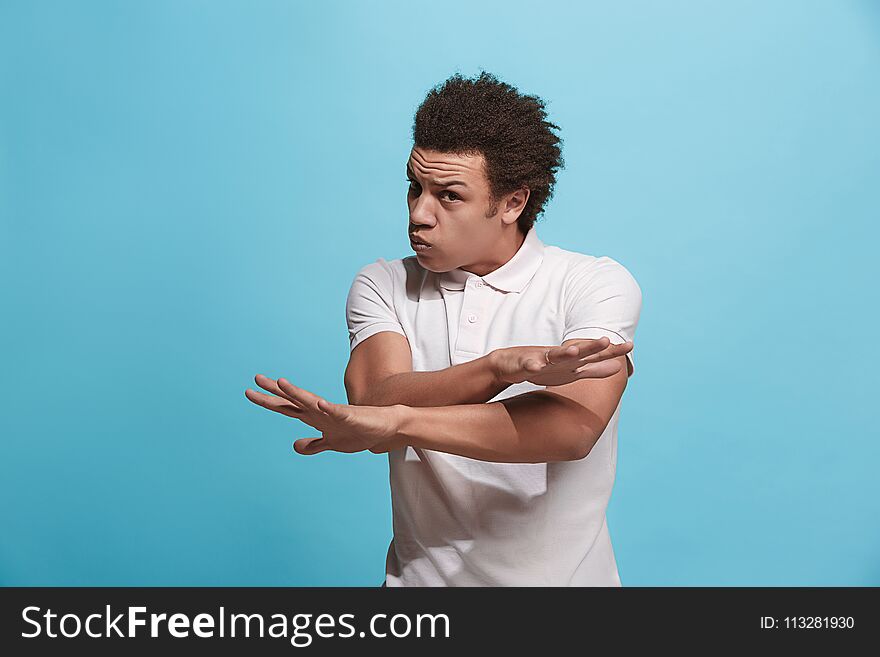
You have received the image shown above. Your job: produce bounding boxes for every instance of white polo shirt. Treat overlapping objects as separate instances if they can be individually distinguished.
[345,227,642,586]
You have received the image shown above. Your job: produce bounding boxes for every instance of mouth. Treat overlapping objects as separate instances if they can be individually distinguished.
[409,235,433,252]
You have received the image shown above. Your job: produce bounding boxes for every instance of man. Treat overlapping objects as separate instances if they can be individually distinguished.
[245,71,642,586]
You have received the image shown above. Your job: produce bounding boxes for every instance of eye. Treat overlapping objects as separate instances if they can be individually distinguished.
[405,179,459,202]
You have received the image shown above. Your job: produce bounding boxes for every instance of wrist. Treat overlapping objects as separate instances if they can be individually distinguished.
[392,404,417,442]
[485,349,505,386]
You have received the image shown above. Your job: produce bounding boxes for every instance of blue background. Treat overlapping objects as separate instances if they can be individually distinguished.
[1,0,878,586]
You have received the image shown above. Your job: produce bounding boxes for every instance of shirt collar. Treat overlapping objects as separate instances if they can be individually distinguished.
[439,227,545,292]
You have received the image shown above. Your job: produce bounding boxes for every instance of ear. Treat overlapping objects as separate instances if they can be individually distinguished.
[501,186,530,226]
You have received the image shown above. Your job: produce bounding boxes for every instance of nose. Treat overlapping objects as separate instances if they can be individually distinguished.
[408,192,437,228]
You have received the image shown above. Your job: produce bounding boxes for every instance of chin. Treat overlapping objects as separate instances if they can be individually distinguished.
[414,255,446,273]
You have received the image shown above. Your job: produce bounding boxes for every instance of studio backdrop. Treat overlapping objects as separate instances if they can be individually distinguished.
[1,0,877,586]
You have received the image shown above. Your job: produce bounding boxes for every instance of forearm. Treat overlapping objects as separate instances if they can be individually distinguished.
[355,352,511,408]
[394,391,595,463]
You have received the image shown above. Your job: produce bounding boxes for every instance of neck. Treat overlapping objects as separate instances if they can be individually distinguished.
[462,228,527,277]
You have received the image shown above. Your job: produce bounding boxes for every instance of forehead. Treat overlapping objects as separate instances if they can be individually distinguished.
[407,147,486,181]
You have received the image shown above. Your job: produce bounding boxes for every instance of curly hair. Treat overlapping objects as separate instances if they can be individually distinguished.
[412,71,564,235]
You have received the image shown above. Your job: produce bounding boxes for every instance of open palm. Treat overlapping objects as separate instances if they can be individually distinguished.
[245,375,401,455]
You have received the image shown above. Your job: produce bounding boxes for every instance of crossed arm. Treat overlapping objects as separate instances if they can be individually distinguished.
[245,331,633,463]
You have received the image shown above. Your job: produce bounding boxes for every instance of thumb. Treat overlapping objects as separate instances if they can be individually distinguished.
[294,437,328,455]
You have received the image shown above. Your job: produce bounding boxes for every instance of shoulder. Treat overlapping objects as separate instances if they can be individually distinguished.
[350,256,414,287]
[543,245,641,295]
[348,255,430,302]
[353,256,403,279]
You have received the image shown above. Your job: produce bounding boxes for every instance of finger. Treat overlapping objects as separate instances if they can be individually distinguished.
[574,359,624,379]
[317,398,351,421]
[577,341,633,366]
[254,374,306,409]
[277,378,325,410]
[557,337,612,364]
[293,437,329,455]
[545,343,581,365]
[244,388,304,419]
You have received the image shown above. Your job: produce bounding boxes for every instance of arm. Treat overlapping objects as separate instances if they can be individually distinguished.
[246,353,629,461]
[344,331,509,407]
[393,354,630,463]
[344,331,632,408]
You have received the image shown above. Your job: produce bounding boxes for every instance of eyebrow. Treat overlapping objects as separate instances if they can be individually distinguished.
[406,162,470,189]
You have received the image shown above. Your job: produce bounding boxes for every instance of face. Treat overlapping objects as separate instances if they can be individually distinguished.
[406,147,529,274]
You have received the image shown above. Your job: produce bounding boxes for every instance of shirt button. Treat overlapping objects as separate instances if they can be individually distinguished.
[476,281,485,287]
[467,313,478,323]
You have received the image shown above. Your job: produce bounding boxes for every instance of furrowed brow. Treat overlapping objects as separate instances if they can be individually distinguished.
[406,163,469,188]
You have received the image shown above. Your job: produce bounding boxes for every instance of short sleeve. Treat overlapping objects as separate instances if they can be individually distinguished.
[561,257,643,376]
[345,259,407,352]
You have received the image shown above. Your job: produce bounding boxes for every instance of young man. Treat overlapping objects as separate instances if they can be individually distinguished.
[246,72,642,586]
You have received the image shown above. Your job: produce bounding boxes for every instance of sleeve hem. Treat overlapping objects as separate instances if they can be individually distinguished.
[349,323,407,352]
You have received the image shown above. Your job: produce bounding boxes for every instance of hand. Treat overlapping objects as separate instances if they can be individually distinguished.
[245,374,406,455]
[490,337,633,386]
